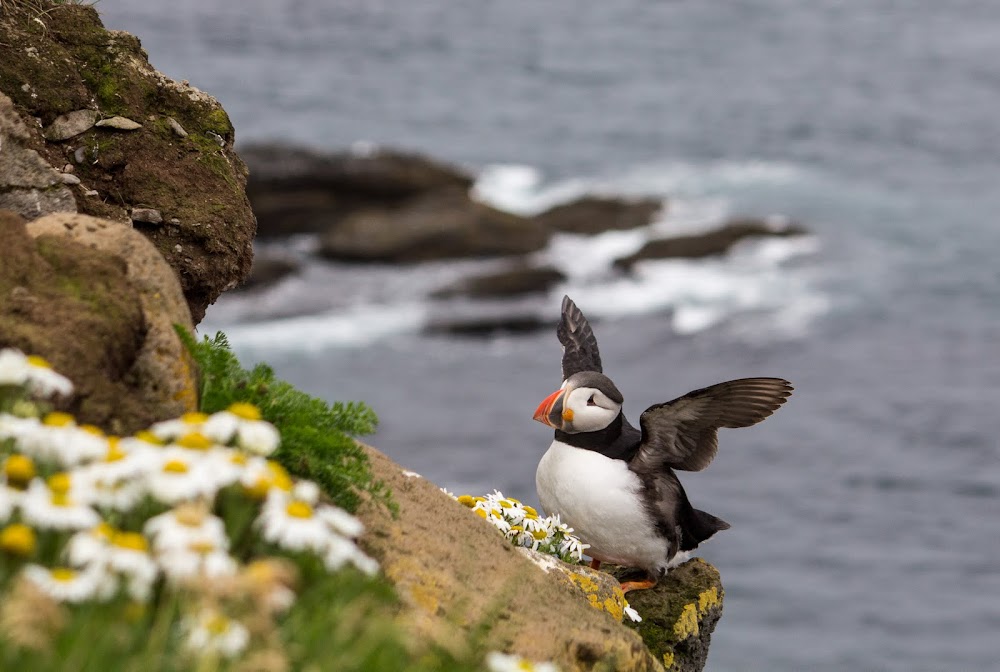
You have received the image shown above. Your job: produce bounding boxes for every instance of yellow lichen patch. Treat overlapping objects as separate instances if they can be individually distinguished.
[673,603,700,640]
[662,650,676,668]
[567,573,598,594]
[602,596,624,621]
[697,586,720,615]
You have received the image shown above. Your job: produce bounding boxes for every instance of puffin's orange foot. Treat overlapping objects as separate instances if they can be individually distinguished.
[589,559,601,571]
[620,577,657,594]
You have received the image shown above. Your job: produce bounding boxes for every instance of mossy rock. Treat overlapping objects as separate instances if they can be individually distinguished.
[610,560,725,672]
[0,1,256,322]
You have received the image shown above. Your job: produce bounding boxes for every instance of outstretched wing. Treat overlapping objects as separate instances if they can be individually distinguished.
[558,295,602,380]
[631,378,793,473]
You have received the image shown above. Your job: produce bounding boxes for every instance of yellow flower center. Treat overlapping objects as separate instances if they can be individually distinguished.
[176,432,212,450]
[3,455,35,485]
[105,438,127,462]
[474,509,487,519]
[510,525,524,533]
[134,430,164,445]
[26,355,53,369]
[230,452,248,466]
[50,567,77,582]
[174,504,207,527]
[96,522,116,539]
[243,478,270,500]
[47,472,71,494]
[0,524,37,557]
[188,540,217,555]
[266,462,293,492]
[523,506,538,517]
[163,460,189,474]
[181,412,209,425]
[244,560,277,585]
[285,501,313,519]
[517,661,536,671]
[205,614,231,635]
[456,494,476,508]
[111,531,148,552]
[531,529,548,541]
[491,509,502,518]
[499,499,513,508]
[227,402,262,421]
[42,412,74,427]
[80,424,104,437]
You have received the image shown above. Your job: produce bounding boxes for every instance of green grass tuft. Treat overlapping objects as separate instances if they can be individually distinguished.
[177,328,394,515]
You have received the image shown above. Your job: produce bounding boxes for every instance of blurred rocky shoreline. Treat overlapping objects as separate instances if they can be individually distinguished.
[239,144,809,317]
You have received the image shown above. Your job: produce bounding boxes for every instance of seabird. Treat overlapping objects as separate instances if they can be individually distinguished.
[533,296,792,592]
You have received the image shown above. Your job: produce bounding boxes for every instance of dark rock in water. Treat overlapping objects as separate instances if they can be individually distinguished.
[425,314,550,337]
[432,264,566,299]
[318,187,550,263]
[0,3,256,324]
[236,255,300,292]
[534,195,663,235]
[609,559,724,672]
[241,143,474,238]
[614,218,809,270]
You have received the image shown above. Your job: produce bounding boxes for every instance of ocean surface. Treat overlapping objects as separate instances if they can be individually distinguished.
[99,2,1000,670]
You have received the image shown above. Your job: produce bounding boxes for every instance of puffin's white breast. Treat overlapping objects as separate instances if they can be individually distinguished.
[535,440,667,571]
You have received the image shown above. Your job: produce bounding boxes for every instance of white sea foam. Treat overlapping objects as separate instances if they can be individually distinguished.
[201,303,427,352]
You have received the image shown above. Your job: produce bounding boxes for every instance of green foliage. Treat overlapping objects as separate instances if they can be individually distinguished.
[177,328,393,514]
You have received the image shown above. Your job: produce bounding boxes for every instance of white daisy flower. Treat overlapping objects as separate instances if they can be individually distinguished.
[0,414,42,449]
[256,489,332,555]
[239,458,293,499]
[158,547,238,582]
[0,350,73,398]
[22,564,116,604]
[17,413,108,467]
[485,651,560,672]
[148,412,211,442]
[182,608,250,659]
[73,440,154,511]
[144,504,228,555]
[2,452,36,492]
[0,488,16,525]
[624,602,642,623]
[234,419,280,456]
[145,447,221,504]
[199,412,240,444]
[66,523,115,566]
[20,475,100,531]
[317,504,365,539]
[321,532,379,576]
[0,522,37,557]
[105,531,158,600]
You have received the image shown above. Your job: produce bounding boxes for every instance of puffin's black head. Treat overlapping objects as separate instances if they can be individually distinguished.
[532,371,624,433]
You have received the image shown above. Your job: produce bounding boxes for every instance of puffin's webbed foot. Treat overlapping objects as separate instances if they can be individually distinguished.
[619,573,657,594]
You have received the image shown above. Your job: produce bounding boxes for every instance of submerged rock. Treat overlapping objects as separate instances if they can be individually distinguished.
[534,195,663,235]
[431,264,566,299]
[318,187,550,263]
[614,218,809,269]
[0,2,256,323]
[242,143,474,237]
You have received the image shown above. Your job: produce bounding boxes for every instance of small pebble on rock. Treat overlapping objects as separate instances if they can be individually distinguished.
[207,131,225,146]
[167,117,188,138]
[59,174,81,185]
[174,244,184,253]
[95,116,143,131]
[63,164,74,173]
[44,109,99,141]
[84,190,99,197]
[74,147,87,164]
[168,218,181,226]
[131,208,163,225]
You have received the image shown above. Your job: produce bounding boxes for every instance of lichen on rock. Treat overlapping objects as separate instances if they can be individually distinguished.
[0,1,256,323]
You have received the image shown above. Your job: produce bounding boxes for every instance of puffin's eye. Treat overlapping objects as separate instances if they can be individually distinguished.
[587,394,597,406]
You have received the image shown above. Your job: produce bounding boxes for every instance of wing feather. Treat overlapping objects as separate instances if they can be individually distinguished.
[558,295,603,379]
[632,378,793,472]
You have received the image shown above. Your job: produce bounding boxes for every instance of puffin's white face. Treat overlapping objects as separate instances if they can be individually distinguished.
[532,372,623,433]
[560,385,622,433]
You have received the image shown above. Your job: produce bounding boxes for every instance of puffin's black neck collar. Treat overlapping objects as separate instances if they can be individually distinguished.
[555,413,641,461]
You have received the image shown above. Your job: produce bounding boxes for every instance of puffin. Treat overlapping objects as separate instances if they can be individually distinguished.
[533,296,792,592]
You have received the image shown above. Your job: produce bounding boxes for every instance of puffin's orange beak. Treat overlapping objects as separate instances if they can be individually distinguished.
[533,389,566,428]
